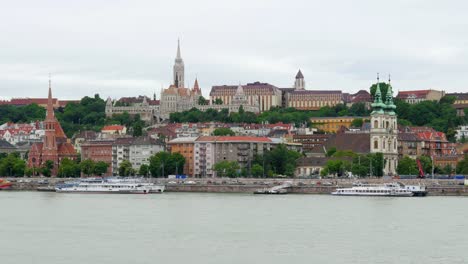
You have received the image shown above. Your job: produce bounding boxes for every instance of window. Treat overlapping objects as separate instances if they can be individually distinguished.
[374,140,378,150]
[374,120,378,128]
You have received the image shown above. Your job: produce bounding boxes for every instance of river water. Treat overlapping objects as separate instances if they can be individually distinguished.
[1,192,467,264]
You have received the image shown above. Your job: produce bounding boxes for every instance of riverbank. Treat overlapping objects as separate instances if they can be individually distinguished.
[2,177,468,196]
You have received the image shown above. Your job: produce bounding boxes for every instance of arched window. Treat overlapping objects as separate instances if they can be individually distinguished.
[374,140,378,150]
[374,120,378,128]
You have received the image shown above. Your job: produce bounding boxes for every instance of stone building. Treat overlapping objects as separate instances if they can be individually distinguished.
[396,89,445,104]
[193,136,275,177]
[105,96,160,123]
[28,81,77,176]
[112,136,164,175]
[0,139,17,155]
[446,92,468,117]
[369,76,398,176]
[81,140,114,176]
[210,82,282,112]
[292,134,331,154]
[397,132,423,159]
[283,70,343,110]
[310,116,369,133]
[295,157,328,177]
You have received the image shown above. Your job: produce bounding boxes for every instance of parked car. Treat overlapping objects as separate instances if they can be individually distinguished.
[38,179,49,185]
[185,181,196,184]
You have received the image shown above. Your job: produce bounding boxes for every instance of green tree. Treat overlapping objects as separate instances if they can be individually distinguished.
[456,154,468,175]
[350,118,363,128]
[198,96,208,105]
[263,144,302,176]
[58,158,81,178]
[326,147,337,157]
[0,153,26,176]
[119,160,134,176]
[80,159,95,177]
[213,127,235,136]
[94,161,109,176]
[442,164,453,175]
[418,156,432,174]
[132,123,143,137]
[213,161,240,177]
[42,160,54,177]
[251,164,264,178]
[214,98,223,105]
[149,152,185,177]
[139,164,149,176]
[397,156,418,175]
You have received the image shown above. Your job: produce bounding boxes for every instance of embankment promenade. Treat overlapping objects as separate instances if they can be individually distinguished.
[3,177,468,196]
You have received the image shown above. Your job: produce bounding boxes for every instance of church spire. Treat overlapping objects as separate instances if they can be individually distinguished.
[46,74,55,120]
[173,39,185,88]
[371,73,385,114]
[385,74,396,115]
[176,38,182,60]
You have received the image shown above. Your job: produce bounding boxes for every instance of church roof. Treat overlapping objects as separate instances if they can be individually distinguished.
[58,142,76,155]
[0,139,15,149]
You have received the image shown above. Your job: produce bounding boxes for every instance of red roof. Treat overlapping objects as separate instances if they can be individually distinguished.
[397,90,431,99]
[102,125,125,131]
[216,136,271,142]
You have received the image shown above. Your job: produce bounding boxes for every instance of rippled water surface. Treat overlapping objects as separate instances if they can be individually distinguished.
[1,192,467,264]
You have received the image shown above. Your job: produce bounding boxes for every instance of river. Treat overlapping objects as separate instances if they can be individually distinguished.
[1,192,467,264]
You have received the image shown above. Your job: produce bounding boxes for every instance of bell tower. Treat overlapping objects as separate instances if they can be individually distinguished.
[370,74,398,176]
[173,39,185,88]
[41,76,59,173]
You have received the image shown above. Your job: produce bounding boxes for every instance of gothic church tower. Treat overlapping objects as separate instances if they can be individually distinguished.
[370,74,398,176]
[173,39,185,88]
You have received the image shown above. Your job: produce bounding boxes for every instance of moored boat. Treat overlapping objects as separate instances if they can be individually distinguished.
[55,178,160,194]
[0,179,13,189]
[332,182,414,197]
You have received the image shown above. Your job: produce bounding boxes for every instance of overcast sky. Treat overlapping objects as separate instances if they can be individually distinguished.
[1,0,467,100]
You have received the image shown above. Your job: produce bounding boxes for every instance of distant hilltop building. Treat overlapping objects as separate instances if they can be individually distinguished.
[0,97,79,108]
[106,40,260,122]
[210,82,280,112]
[446,92,468,117]
[28,80,77,176]
[105,95,160,123]
[396,89,445,104]
[282,70,344,110]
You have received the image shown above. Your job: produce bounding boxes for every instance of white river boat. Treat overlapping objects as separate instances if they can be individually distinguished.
[55,178,164,194]
[332,182,415,197]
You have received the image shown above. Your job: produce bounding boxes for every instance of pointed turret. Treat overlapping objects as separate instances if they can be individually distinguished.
[371,73,386,114]
[176,38,182,61]
[46,75,55,120]
[192,78,201,95]
[294,69,305,90]
[295,70,304,79]
[385,75,396,115]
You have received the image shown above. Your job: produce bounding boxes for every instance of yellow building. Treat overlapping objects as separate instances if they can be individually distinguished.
[167,137,197,176]
[310,116,369,133]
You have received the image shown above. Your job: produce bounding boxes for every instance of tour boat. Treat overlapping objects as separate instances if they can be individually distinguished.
[0,179,13,189]
[55,178,161,194]
[332,182,414,197]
